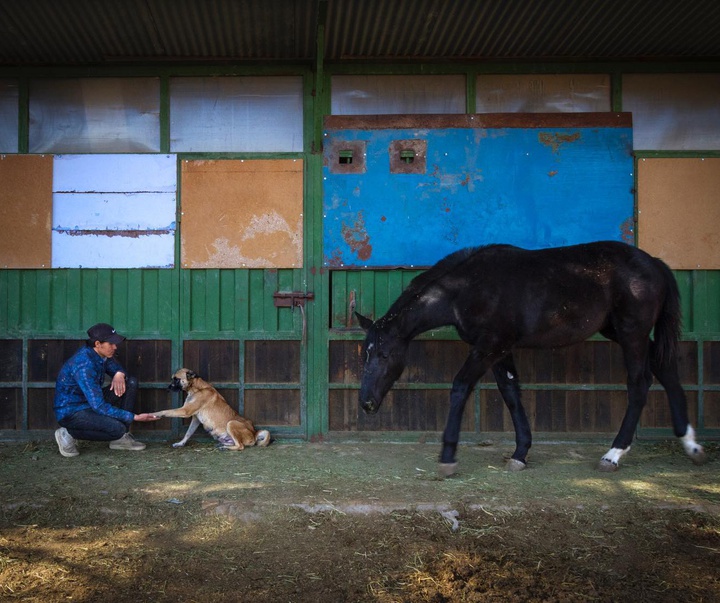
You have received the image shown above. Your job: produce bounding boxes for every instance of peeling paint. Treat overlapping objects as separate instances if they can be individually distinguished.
[190,237,275,269]
[53,229,171,238]
[538,131,581,153]
[324,248,345,268]
[620,216,635,245]
[341,212,372,261]
[189,210,303,269]
[435,172,480,191]
[242,210,292,241]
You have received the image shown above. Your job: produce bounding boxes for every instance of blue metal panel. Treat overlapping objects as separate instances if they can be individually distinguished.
[323,121,633,267]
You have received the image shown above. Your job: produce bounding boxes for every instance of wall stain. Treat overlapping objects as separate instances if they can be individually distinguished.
[341,212,372,261]
[324,249,344,268]
[538,131,581,153]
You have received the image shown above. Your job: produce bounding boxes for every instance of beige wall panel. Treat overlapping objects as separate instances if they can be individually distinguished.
[638,158,720,269]
[0,154,53,268]
[180,159,303,268]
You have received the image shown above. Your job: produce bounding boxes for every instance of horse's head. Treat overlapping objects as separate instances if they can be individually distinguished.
[356,312,408,414]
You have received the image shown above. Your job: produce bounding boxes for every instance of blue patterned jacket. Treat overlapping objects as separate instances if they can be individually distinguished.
[54,345,134,423]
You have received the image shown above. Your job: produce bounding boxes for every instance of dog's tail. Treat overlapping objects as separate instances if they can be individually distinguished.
[255,429,271,447]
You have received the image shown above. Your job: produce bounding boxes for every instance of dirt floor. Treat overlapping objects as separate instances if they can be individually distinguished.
[1,434,719,602]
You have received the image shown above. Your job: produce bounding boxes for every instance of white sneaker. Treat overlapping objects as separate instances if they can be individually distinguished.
[109,433,146,451]
[55,427,79,457]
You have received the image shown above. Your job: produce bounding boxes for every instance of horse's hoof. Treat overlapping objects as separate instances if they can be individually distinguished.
[438,462,458,478]
[597,458,619,472]
[690,449,707,465]
[505,458,527,472]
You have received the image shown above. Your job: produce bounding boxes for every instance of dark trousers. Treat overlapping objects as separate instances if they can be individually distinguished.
[59,377,138,441]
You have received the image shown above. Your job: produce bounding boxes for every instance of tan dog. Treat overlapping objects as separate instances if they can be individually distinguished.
[153,368,271,450]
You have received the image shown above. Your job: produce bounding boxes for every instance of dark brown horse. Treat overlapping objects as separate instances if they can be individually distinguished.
[356,241,706,475]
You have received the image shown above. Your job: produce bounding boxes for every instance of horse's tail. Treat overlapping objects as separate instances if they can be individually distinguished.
[652,258,682,370]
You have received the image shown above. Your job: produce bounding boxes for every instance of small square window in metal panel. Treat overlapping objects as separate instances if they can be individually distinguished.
[390,139,427,174]
[326,139,367,174]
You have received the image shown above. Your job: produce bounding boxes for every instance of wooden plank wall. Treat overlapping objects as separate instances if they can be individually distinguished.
[328,339,706,433]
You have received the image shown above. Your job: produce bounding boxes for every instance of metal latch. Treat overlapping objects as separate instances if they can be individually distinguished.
[274,291,314,342]
[273,291,315,308]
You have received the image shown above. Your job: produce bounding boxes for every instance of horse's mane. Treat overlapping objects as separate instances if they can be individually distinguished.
[381,245,506,322]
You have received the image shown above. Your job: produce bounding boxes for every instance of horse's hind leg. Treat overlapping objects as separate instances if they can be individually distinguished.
[492,356,531,471]
[599,339,653,472]
[649,342,706,465]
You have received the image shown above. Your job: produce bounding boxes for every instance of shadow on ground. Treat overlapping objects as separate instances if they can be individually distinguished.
[1,437,719,602]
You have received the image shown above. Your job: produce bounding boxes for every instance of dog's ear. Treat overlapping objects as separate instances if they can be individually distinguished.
[186,370,197,380]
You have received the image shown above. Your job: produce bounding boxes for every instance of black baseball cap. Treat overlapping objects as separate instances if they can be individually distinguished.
[87,323,125,344]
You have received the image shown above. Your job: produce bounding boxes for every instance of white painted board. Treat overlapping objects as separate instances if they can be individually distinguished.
[51,154,178,268]
[53,192,176,231]
[53,154,176,192]
[51,231,175,269]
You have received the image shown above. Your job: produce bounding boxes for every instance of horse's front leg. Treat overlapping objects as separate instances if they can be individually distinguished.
[492,355,531,471]
[439,349,497,477]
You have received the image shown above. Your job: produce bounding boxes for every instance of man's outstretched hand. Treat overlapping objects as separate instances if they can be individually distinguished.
[134,413,161,422]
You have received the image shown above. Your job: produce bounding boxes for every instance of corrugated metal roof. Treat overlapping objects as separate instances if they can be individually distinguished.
[0,0,718,66]
[325,0,720,61]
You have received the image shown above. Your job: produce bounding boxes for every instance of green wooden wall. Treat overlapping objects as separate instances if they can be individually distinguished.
[0,266,310,440]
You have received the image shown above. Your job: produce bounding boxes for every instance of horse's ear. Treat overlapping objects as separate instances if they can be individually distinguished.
[355,312,374,331]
